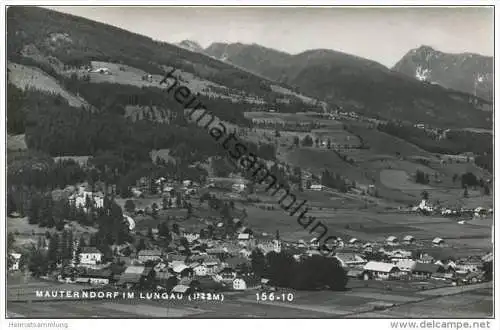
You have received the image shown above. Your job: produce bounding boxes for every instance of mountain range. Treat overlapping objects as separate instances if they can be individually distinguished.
[200,41,492,127]
[6,7,493,129]
[393,45,493,101]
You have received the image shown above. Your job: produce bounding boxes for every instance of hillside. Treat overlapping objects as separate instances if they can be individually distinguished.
[393,45,493,102]
[6,7,324,112]
[6,7,492,207]
[205,42,492,129]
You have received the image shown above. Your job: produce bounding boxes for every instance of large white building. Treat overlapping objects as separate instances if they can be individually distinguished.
[79,247,103,265]
[68,186,104,211]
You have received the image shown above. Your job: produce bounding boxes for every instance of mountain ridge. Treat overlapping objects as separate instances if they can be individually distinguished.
[204,41,492,128]
[392,45,493,101]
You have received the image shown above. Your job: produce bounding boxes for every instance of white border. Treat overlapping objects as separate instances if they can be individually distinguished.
[0,1,498,329]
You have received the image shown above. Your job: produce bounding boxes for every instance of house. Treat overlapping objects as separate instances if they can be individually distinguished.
[363,261,402,280]
[419,254,435,264]
[348,238,359,245]
[432,237,445,247]
[218,267,237,282]
[76,269,113,285]
[456,259,482,273]
[402,235,415,244]
[90,67,111,75]
[79,247,103,265]
[310,184,325,191]
[8,253,22,271]
[334,253,367,268]
[193,264,208,277]
[386,236,399,246]
[68,188,104,212]
[117,266,154,288]
[412,262,441,280]
[233,277,248,290]
[395,259,417,272]
[171,284,193,295]
[237,233,251,242]
[389,249,412,261]
[232,183,247,193]
[137,249,162,263]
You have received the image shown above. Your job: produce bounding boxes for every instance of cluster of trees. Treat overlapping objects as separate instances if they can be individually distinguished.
[8,181,131,245]
[459,172,490,195]
[321,169,349,193]
[415,170,430,184]
[251,250,348,291]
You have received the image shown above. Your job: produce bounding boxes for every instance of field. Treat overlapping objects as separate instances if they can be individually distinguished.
[7,134,27,151]
[380,169,434,191]
[7,216,97,251]
[347,123,434,159]
[7,275,492,318]
[8,62,88,108]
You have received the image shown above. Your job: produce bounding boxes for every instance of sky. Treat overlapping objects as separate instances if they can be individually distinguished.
[46,6,493,67]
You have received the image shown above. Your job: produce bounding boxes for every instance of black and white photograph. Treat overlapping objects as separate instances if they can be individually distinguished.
[2,1,497,325]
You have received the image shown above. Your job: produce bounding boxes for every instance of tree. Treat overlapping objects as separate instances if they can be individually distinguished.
[124,200,136,213]
[301,135,313,147]
[292,256,348,291]
[147,227,154,239]
[250,249,267,278]
[151,202,159,218]
[158,222,170,238]
[7,232,15,252]
[463,187,469,198]
[293,136,300,147]
[137,238,146,251]
[172,223,180,235]
[48,233,60,269]
[421,190,429,200]
[484,184,491,196]
[28,250,49,277]
[461,172,478,189]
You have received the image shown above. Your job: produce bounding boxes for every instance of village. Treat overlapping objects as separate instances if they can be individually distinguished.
[7,169,493,300]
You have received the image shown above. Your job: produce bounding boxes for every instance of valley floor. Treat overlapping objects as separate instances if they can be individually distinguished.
[6,278,492,318]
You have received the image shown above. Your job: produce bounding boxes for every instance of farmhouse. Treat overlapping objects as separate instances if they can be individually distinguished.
[363,261,402,280]
[137,249,162,263]
[237,233,251,242]
[218,267,237,282]
[233,278,248,291]
[386,236,399,246]
[310,184,325,191]
[395,259,417,272]
[90,67,111,74]
[171,284,193,295]
[334,253,367,268]
[432,237,445,247]
[9,252,22,271]
[79,247,103,265]
[348,238,359,245]
[402,235,415,244]
[389,249,412,261]
[76,269,113,285]
[117,266,155,288]
[68,187,104,212]
[412,262,442,280]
